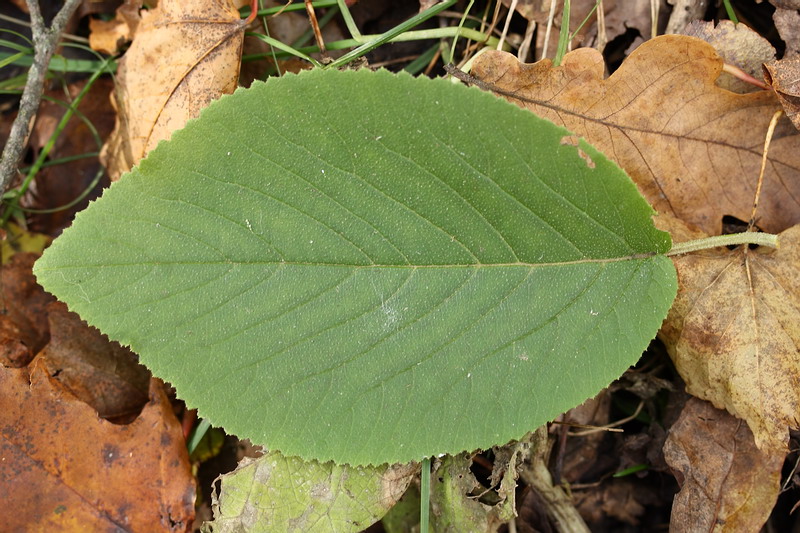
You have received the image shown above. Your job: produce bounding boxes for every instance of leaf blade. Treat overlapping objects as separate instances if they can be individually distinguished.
[36,68,676,465]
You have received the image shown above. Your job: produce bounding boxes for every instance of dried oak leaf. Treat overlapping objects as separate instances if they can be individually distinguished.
[663,397,784,532]
[0,359,194,531]
[38,302,151,422]
[101,0,246,180]
[683,20,775,94]
[764,57,800,130]
[470,35,800,235]
[659,220,800,451]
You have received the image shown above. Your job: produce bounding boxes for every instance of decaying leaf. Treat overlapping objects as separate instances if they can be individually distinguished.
[470,35,800,235]
[0,360,194,531]
[37,302,150,421]
[664,397,784,532]
[430,455,489,532]
[773,6,800,57]
[101,0,246,180]
[764,57,800,129]
[88,0,143,55]
[683,20,775,93]
[207,451,415,532]
[26,78,115,235]
[0,224,50,266]
[660,222,800,451]
[0,253,54,367]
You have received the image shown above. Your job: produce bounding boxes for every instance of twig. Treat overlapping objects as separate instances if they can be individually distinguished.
[0,0,83,196]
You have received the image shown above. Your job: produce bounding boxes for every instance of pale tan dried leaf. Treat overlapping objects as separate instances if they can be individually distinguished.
[89,1,142,56]
[664,398,784,532]
[101,0,245,180]
[470,35,800,235]
[660,223,800,451]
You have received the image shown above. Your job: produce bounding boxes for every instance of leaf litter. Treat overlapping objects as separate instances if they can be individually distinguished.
[664,397,784,533]
[99,0,247,180]
[8,1,800,530]
[0,359,194,532]
[470,35,800,235]
[0,253,195,530]
[470,31,800,531]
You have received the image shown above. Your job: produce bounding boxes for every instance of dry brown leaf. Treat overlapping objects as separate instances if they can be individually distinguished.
[498,0,550,22]
[773,8,800,57]
[581,0,654,53]
[572,479,650,526]
[101,0,246,180]
[470,35,800,235]
[0,359,194,531]
[659,222,800,451]
[88,0,142,56]
[0,253,54,367]
[683,20,775,93]
[764,57,800,129]
[26,78,115,235]
[38,302,151,421]
[663,397,784,532]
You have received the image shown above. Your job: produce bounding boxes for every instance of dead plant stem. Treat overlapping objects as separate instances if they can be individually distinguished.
[748,109,783,232]
[0,0,84,196]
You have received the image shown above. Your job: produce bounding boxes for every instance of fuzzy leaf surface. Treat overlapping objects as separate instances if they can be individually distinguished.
[35,68,676,465]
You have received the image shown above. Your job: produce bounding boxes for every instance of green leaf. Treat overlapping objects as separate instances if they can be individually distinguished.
[205,451,414,532]
[34,68,677,465]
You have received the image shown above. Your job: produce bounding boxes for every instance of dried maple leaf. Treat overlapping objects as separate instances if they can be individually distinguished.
[470,35,800,235]
[663,398,784,532]
[659,223,800,451]
[101,0,246,180]
[0,359,194,531]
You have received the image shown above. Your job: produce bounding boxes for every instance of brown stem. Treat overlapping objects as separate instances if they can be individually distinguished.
[0,0,83,197]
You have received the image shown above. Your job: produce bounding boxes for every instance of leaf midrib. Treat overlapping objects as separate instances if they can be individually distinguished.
[37,254,659,270]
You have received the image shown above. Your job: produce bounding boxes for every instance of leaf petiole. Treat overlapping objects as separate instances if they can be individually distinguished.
[668,232,779,256]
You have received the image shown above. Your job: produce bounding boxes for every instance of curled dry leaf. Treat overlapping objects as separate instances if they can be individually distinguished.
[0,360,194,531]
[659,222,800,452]
[101,0,245,180]
[664,397,784,532]
[470,35,800,235]
[764,57,800,129]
